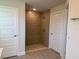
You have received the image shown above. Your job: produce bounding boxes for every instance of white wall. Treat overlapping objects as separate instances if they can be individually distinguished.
[66,0,79,59]
[0,0,25,55]
[49,3,67,59]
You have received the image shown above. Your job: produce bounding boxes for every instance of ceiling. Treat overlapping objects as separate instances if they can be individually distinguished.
[25,0,66,11]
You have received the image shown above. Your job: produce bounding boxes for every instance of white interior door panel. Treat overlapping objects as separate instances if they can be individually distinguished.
[49,10,65,55]
[0,6,18,58]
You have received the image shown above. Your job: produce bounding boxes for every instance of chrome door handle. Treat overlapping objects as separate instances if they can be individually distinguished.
[14,35,17,37]
[51,33,53,35]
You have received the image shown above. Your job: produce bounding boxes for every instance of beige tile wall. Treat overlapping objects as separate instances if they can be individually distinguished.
[26,11,42,45]
[26,10,50,46]
[40,10,50,46]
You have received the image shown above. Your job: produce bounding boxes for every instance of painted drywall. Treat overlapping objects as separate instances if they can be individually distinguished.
[0,0,25,55]
[26,11,42,45]
[66,0,79,59]
[25,0,65,11]
[40,10,50,46]
[49,3,67,59]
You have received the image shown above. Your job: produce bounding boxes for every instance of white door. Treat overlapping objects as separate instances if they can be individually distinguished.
[66,17,79,59]
[49,10,65,54]
[0,6,18,58]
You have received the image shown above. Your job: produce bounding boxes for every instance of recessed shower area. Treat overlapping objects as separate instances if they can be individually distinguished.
[25,6,50,52]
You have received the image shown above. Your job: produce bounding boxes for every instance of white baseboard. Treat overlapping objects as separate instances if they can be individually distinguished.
[17,51,26,56]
